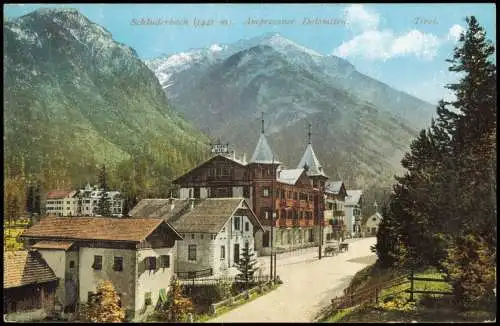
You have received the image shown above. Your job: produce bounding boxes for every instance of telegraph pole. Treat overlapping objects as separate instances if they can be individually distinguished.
[271,153,276,281]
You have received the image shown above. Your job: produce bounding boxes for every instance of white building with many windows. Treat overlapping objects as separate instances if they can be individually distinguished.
[44,190,79,217]
[43,184,124,217]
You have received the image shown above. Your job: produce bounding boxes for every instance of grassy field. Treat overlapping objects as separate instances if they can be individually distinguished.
[4,226,26,251]
[320,265,496,323]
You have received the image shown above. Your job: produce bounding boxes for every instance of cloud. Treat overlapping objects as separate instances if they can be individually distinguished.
[334,29,440,61]
[335,4,463,61]
[344,4,380,32]
[447,24,465,41]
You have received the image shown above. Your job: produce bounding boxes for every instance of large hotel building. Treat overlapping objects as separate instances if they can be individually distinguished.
[172,118,345,255]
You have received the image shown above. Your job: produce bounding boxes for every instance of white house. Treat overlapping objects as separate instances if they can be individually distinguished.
[77,184,124,217]
[345,190,363,237]
[44,190,79,217]
[364,212,383,236]
[44,184,124,217]
[129,197,264,278]
[20,217,183,321]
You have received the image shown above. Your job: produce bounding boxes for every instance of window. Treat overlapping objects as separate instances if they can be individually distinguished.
[188,245,197,261]
[200,234,204,239]
[113,256,123,271]
[145,292,152,306]
[160,255,170,268]
[234,216,241,230]
[145,256,156,270]
[245,241,249,249]
[88,291,98,304]
[210,234,216,240]
[66,201,70,204]
[220,245,225,259]
[191,234,195,239]
[69,260,75,268]
[263,188,270,197]
[92,255,102,270]
[245,222,250,232]
[243,186,250,198]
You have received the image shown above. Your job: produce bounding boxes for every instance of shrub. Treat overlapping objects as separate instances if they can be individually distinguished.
[441,234,496,311]
[215,279,233,301]
[157,276,194,322]
[86,280,125,322]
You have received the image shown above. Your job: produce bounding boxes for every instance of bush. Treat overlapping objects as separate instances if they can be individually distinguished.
[157,276,194,322]
[86,280,125,322]
[215,279,233,301]
[441,234,495,311]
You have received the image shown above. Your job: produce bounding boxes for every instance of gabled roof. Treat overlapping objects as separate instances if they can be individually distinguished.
[345,190,363,205]
[325,181,345,195]
[172,154,246,184]
[32,240,75,251]
[20,217,182,242]
[129,198,189,221]
[297,143,328,178]
[4,250,57,289]
[249,133,280,164]
[277,169,304,185]
[171,198,264,234]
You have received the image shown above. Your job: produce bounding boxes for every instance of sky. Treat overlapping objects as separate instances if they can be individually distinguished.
[4,3,496,105]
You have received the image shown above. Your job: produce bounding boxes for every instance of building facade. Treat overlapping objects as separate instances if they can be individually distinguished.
[20,217,182,321]
[44,190,79,217]
[172,119,329,255]
[363,212,383,236]
[43,184,124,217]
[324,181,348,241]
[129,198,264,278]
[345,190,363,237]
[3,250,59,322]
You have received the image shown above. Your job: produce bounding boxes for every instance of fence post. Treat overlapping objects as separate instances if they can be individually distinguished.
[375,287,379,303]
[409,270,415,302]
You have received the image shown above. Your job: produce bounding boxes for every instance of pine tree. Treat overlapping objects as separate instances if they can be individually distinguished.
[86,280,125,322]
[372,202,403,268]
[97,165,112,217]
[444,16,496,247]
[235,244,258,289]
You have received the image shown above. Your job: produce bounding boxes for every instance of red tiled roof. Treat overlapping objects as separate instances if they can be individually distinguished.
[4,250,57,289]
[32,240,75,250]
[46,190,73,199]
[20,217,173,242]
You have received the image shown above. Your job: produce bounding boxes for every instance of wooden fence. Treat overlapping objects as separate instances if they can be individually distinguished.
[176,268,213,280]
[330,272,453,311]
[178,274,271,285]
[210,280,274,315]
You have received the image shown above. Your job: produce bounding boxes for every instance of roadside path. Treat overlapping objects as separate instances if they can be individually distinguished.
[211,237,377,322]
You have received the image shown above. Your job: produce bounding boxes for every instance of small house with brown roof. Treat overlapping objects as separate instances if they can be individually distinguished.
[130,198,264,277]
[19,217,183,321]
[3,250,58,322]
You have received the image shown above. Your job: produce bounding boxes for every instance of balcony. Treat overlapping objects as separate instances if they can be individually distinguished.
[299,200,307,209]
[286,199,297,207]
